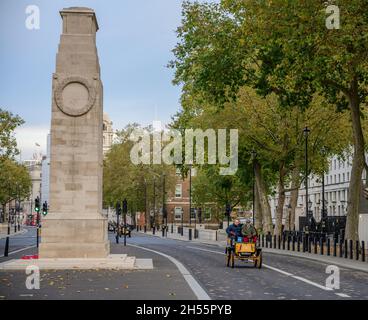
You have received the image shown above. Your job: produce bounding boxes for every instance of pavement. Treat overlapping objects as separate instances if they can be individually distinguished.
[0,229,367,300]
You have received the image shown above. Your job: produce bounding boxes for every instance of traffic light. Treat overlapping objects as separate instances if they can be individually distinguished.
[42,201,48,216]
[34,197,40,213]
[116,201,122,215]
[225,203,231,216]
[122,199,128,214]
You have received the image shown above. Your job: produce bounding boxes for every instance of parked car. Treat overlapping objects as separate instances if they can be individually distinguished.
[108,221,116,232]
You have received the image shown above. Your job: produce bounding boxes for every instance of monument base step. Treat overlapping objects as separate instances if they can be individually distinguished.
[39,241,110,258]
[0,254,153,270]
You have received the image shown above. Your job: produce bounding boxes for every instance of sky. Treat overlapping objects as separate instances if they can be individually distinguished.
[0,0,202,160]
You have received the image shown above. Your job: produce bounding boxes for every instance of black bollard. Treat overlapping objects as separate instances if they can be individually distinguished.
[349,240,353,259]
[362,241,365,262]
[278,235,281,250]
[152,227,155,235]
[188,228,192,241]
[320,238,324,255]
[292,236,295,251]
[327,238,330,256]
[356,240,359,261]
[144,226,147,233]
[344,240,348,258]
[297,236,300,252]
[4,236,9,257]
[314,238,317,254]
[274,235,276,249]
[333,238,337,257]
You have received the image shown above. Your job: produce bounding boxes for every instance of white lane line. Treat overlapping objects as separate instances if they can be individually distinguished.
[262,264,293,276]
[335,293,351,298]
[186,245,337,293]
[128,244,211,300]
[0,245,37,258]
[290,275,332,291]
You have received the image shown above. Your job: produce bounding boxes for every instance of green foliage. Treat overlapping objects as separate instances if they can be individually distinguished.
[0,108,24,159]
[0,158,31,207]
[103,124,175,213]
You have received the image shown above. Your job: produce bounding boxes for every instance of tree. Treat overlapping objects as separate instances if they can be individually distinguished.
[103,124,175,228]
[0,158,31,222]
[0,108,24,159]
[221,0,368,241]
[191,165,250,224]
[170,0,356,237]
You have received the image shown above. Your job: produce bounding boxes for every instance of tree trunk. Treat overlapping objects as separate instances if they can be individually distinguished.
[254,160,273,234]
[289,167,300,231]
[274,164,286,236]
[0,203,5,223]
[345,78,365,242]
[254,181,263,230]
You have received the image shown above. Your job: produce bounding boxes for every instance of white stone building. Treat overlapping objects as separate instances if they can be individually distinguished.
[103,113,113,156]
[41,134,51,205]
[22,158,42,221]
[270,153,368,242]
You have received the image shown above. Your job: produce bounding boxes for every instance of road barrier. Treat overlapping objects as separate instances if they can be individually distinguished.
[259,233,368,263]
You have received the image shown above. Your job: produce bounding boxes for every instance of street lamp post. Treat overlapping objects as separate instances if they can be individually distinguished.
[181,207,184,236]
[162,173,167,237]
[153,177,156,235]
[251,150,257,226]
[123,199,127,247]
[303,126,311,229]
[189,163,192,227]
[144,179,147,233]
[4,201,11,257]
[194,208,197,239]
[115,201,121,244]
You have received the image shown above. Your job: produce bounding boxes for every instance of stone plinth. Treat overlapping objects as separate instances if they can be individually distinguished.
[39,7,109,258]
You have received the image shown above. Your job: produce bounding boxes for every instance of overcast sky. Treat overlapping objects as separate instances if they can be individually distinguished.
[0,0,203,160]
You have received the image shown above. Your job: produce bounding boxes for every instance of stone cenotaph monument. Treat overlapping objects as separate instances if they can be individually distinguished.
[39,7,110,258]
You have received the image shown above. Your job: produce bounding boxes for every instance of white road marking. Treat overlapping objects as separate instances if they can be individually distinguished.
[186,245,342,294]
[0,245,36,258]
[335,293,351,298]
[262,264,293,277]
[128,244,211,300]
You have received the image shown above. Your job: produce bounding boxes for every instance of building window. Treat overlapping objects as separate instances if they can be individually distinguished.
[174,207,182,221]
[175,184,182,198]
[190,208,196,219]
[347,172,350,181]
[175,168,181,176]
[342,173,345,182]
[204,208,211,220]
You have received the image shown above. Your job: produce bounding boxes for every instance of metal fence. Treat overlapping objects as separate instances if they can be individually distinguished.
[258,233,366,263]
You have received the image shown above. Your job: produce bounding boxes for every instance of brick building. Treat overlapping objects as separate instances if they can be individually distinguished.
[166,168,218,227]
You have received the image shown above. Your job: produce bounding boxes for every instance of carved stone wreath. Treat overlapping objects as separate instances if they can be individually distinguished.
[55,76,96,117]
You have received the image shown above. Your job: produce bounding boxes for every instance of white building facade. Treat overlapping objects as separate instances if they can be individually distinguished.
[270,153,368,242]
